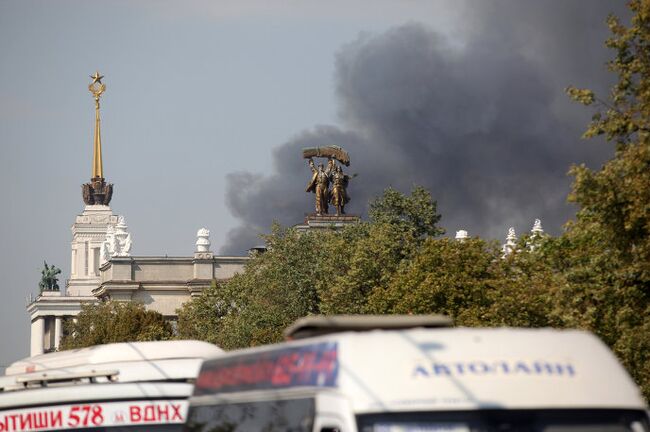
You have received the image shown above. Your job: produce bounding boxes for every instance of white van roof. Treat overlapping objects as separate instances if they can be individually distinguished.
[193,327,647,412]
[285,314,452,339]
[1,340,223,392]
[6,340,222,375]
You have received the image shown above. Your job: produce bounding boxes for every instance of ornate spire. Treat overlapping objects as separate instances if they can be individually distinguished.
[527,218,545,251]
[531,218,544,236]
[502,227,517,257]
[90,71,105,179]
[82,71,113,206]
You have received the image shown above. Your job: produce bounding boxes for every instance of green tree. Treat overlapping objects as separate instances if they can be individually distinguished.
[363,235,565,330]
[60,301,173,350]
[175,280,231,344]
[176,186,443,348]
[321,186,443,314]
[364,238,498,320]
[178,225,341,349]
[368,186,444,238]
[565,0,650,399]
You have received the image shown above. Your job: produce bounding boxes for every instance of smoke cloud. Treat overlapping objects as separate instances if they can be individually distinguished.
[221,1,626,254]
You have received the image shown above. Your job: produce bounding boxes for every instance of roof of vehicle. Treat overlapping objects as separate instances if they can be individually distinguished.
[284,314,453,339]
[193,327,647,412]
[1,340,223,393]
[6,340,222,375]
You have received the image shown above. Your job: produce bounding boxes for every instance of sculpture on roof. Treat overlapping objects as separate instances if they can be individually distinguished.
[306,158,334,216]
[303,145,354,216]
[100,216,133,264]
[330,164,352,216]
[114,216,132,257]
[39,261,61,292]
[100,225,116,264]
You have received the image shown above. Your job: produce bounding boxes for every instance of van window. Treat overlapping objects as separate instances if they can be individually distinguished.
[186,398,315,432]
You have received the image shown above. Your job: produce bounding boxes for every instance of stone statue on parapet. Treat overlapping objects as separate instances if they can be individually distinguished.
[100,216,133,265]
[115,216,132,257]
[100,225,116,264]
[39,261,61,292]
[303,145,353,216]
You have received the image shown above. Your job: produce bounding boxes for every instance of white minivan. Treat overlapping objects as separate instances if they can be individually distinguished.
[0,340,223,432]
[186,315,649,432]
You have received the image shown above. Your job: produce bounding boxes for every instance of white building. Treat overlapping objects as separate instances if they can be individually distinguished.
[26,73,247,356]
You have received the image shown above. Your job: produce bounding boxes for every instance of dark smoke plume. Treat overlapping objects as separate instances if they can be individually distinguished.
[221,1,626,254]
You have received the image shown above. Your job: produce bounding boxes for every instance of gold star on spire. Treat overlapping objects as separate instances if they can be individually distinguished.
[90,71,104,84]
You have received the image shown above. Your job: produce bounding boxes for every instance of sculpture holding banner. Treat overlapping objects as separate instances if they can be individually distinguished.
[304,146,353,216]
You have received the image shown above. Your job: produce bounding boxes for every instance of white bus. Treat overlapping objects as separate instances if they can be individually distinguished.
[186,315,649,432]
[0,340,223,432]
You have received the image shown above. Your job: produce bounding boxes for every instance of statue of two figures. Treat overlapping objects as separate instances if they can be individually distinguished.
[100,215,132,265]
[304,146,353,216]
[39,261,61,292]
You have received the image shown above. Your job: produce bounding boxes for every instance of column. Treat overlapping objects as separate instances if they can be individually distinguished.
[30,317,44,356]
[54,317,62,350]
[71,248,77,277]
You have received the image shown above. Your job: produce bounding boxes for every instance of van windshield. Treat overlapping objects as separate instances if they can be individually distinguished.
[357,409,650,432]
[186,398,315,432]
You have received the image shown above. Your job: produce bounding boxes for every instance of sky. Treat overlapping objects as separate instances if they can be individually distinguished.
[0,0,627,369]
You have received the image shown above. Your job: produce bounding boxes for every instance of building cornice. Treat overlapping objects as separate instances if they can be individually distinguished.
[27,295,97,318]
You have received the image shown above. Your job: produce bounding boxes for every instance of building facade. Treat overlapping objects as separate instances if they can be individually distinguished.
[26,73,247,356]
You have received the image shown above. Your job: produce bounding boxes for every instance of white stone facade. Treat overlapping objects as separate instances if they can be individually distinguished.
[68,205,119,296]
[94,255,247,317]
[27,204,248,356]
[27,291,95,355]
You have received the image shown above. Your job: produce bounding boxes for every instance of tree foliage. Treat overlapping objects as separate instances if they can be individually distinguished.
[564,0,650,400]
[60,301,173,350]
[177,186,443,348]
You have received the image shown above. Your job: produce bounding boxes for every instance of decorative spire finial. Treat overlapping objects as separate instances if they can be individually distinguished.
[89,71,106,179]
[82,71,113,206]
[195,227,213,259]
[502,227,517,257]
[527,218,545,251]
[196,228,211,252]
